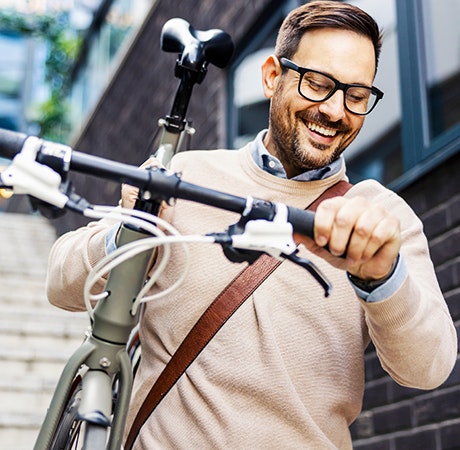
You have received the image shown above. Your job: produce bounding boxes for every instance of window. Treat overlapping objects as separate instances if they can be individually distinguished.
[228,2,288,149]
[393,0,460,189]
[423,0,460,139]
[0,33,27,131]
[0,31,47,133]
[69,0,152,134]
[345,0,401,184]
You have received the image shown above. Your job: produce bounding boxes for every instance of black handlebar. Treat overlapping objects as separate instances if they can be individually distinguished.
[0,129,27,160]
[0,128,315,239]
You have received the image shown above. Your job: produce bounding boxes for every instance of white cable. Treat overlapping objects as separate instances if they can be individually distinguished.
[130,234,214,316]
[79,203,297,319]
[80,205,213,319]
[82,205,171,318]
[84,233,213,318]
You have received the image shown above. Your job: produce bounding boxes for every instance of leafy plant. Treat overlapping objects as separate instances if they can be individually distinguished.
[0,9,82,142]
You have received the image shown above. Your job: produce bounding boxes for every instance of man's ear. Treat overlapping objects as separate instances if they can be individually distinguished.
[261,54,282,99]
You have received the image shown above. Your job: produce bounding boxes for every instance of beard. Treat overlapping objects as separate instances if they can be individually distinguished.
[268,93,357,173]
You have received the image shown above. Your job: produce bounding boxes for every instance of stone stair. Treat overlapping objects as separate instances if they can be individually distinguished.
[0,212,89,450]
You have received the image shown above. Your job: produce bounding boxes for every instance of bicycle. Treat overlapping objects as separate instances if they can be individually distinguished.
[0,19,330,450]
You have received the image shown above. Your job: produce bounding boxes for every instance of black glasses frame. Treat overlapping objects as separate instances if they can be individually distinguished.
[279,57,384,115]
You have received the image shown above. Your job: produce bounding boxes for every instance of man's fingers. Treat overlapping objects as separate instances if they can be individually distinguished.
[315,197,366,256]
[313,195,401,280]
[345,204,388,262]
[120,156,165,209]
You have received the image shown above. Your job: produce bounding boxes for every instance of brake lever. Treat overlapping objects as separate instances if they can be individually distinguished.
[283,252,332,297]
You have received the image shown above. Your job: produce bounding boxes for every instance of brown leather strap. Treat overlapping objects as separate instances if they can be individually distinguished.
[125,180,352,449]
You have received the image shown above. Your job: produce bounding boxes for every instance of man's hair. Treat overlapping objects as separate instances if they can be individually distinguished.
[275,1,383,72]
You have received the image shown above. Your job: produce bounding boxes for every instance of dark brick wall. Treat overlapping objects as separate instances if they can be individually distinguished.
[351,151,460,449]
[49,0,460,447]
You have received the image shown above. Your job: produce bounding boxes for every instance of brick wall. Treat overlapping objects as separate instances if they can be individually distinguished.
[351,151,460,449]
[50,0,460,447]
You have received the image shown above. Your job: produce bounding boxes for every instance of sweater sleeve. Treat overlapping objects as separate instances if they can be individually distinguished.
[45,151,189,313]
[353,181,457,389]
[46,218,116,311]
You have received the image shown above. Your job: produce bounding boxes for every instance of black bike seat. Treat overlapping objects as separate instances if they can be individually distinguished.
[161,18,234,71]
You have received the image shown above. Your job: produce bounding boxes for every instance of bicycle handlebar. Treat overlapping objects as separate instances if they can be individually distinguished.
[0,128,315,238]
[0,128,26,160]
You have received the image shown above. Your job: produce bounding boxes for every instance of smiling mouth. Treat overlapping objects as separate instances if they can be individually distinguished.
[306,121,337,137]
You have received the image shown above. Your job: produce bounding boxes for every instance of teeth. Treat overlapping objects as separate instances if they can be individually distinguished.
[307,122,337,137]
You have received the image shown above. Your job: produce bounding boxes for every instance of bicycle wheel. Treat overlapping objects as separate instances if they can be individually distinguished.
[50,375,110,450]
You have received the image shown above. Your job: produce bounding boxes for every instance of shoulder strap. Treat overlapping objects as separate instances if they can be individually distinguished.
[125,180,352,449]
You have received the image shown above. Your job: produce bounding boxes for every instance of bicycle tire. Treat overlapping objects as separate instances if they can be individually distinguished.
[127,324,142,379]
[81,422,109,450]
[50,375,110,450]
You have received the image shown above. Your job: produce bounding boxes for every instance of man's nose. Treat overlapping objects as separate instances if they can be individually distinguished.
[318,90,346,121]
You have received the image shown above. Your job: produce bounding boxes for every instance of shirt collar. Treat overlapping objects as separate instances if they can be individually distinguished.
[250,129,342,182]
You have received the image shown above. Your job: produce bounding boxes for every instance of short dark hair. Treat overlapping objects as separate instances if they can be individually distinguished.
[275,1,383,72]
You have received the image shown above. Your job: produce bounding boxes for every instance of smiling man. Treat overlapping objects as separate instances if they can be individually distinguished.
[263,28,377,175]
[47,2,457,449]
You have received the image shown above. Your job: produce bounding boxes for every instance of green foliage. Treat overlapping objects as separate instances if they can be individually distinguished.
[0,9,82,142]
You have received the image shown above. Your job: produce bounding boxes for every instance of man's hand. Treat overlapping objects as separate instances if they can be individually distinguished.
[121,156,162,209]
[298,196,401,282]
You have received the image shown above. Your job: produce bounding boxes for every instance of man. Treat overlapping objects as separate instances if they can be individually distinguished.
[46,2,457,448]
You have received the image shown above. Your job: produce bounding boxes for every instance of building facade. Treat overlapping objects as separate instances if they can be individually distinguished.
[44,0,460,448]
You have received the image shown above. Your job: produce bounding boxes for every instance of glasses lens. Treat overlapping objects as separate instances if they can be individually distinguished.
[298,69,380,115]
[300,71,335,102]
[345,87,377,115]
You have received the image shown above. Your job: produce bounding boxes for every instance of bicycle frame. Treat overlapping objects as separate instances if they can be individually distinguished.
[33,19,234,450]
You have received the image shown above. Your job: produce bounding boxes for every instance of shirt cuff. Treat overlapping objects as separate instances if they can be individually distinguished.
[348,254,407,302]
[105,223,120,254]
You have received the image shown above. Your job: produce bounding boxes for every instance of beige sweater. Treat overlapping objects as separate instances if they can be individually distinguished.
[47,145,457,449]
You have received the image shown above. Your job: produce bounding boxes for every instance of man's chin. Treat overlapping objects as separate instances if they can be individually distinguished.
[297,147,339,170]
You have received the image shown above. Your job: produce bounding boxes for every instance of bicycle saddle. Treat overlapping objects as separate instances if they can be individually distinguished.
[161,18,234,77]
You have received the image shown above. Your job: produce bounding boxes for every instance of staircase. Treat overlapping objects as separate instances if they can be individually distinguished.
[0,212,89,449]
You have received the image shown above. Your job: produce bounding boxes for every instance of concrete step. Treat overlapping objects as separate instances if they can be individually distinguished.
[0,212,80,448]
[0,345,80,376]
[0,373,56,417]
[0,414,42,450]
[0,304,89,334]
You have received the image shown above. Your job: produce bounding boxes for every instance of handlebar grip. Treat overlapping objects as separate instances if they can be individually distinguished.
[0,129,27,160]
[287,207,315,238]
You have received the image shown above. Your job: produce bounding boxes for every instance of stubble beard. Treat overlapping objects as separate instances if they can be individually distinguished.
[269,108,348,172]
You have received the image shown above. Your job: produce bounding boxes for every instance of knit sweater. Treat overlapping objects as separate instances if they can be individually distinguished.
[46,144,457,449]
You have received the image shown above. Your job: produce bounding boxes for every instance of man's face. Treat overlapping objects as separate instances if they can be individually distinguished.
[263,28,376,178]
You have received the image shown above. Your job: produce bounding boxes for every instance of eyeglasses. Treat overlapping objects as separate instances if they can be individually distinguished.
[279,57,384,115]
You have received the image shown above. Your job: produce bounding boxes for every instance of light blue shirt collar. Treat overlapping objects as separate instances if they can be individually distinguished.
[250,129,342,181]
